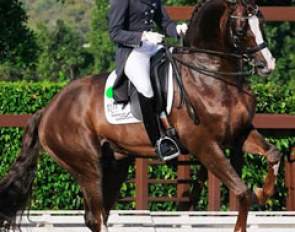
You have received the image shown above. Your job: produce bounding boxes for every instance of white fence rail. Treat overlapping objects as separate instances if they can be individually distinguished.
[15,211,295,232]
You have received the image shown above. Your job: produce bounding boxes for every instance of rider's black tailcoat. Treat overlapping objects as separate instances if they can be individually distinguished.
[108,0,178,80]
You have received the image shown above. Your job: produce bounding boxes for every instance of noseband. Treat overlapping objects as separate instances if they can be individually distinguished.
[228,0,268,56]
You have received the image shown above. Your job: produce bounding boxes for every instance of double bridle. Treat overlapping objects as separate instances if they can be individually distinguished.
[229,1,268,56]
[168,0,268,78]
[165,0,268,124]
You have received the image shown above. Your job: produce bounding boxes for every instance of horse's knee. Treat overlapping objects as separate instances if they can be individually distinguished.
[236,188,259,208]
[236,188,250,201]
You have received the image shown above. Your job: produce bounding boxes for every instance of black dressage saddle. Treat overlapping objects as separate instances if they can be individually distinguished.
[113,48,170,120]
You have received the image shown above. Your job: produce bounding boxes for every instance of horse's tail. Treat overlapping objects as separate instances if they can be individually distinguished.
[0,108,44,230]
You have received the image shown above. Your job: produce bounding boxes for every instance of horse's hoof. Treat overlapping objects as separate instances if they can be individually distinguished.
[234,228,247,232]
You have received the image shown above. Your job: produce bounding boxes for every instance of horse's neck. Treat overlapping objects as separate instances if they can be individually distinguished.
[179,52,253,105]
[185,0,229,54]
[183,1,245,82]
[181,52,242,85]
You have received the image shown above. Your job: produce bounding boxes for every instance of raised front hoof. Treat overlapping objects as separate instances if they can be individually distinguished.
[253,188,267,205]
[234,228,247,232]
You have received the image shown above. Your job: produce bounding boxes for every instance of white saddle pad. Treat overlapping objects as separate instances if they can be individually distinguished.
[104,65,174,125]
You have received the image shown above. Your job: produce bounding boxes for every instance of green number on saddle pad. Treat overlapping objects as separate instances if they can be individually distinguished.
[106,87,113,99]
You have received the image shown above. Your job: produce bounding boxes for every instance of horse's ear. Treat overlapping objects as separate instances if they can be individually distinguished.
[226,0,237,3]
[224,0,237,8]
[224,0,237,10]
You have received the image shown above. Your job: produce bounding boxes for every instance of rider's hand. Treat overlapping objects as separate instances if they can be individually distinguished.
[141,31,164,45]
[176,23,188,36]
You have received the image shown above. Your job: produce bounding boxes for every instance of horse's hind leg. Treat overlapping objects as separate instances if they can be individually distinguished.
[241,128,281,205]
[43,135,107,232]
[101,143,134,217]
[80,173,112,232]
[80,144,133,232]
[196,143,251,232]
[75,146,108,232]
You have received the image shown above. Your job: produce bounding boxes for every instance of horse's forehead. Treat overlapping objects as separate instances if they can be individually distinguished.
[234,4,247,17]
[236,0,256,13]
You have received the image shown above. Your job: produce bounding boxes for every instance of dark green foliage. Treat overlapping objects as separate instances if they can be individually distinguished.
[36,20,93,81]
[88,0,115,73]
[0,82,294,211]
[0,81,65,114]
[0,0,39,80]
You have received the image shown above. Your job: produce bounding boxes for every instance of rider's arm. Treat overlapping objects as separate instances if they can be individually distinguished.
[154,2,178,39]
[108,0,142,48]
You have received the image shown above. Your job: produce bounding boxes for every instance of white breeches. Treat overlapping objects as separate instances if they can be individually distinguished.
[124,41,162,98]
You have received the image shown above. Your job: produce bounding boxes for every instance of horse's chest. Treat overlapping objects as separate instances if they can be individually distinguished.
[227,96,255,136]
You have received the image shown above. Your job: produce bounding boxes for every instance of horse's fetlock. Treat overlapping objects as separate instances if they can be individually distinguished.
[266,146,281,163]
[268,161,280,176]
[236,188,250,201]
[253,188,268,205]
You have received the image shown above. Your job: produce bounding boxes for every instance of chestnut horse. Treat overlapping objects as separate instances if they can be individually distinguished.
[0,0,280,231]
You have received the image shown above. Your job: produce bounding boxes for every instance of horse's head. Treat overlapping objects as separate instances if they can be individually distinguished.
[185,0,275,76]
[225,0,276,75]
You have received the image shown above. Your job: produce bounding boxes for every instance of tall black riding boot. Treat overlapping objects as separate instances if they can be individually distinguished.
[138,93,180,161]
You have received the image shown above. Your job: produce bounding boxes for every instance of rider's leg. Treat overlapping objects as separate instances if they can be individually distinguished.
[124,41,159,98]
[137,93,180,160]
[124,42,180,160]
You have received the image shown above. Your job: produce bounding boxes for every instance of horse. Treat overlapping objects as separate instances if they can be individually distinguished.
[0,0,281,231]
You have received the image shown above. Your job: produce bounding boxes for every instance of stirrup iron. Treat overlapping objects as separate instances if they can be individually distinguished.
[155,136,180,161]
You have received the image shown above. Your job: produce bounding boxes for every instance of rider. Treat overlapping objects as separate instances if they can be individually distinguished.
[108,0,188,160]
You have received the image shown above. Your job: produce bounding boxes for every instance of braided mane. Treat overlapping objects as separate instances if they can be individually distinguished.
[187,0,212,27]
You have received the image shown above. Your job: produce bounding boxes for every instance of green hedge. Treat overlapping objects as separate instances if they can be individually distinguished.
[0,81,294,211]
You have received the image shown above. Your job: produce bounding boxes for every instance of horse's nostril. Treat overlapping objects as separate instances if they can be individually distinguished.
[255,61,265,69]
[262,69,272,75]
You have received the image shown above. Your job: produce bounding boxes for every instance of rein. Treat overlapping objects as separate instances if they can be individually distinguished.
[163,37,263,123]
[169,46,255,77]
[165,46,200,124]
[164,45,254,125]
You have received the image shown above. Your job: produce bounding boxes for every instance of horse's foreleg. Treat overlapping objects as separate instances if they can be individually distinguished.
[196,144,250,232]
[242,128,281,205]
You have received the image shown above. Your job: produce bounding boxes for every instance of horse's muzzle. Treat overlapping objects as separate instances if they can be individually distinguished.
[255,57,276,76]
